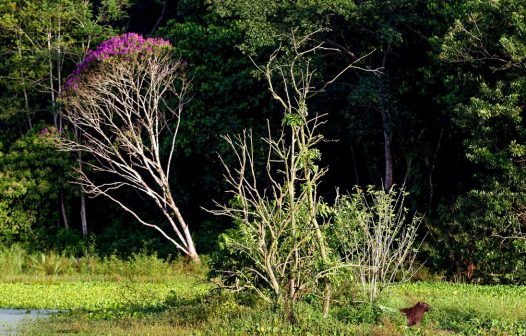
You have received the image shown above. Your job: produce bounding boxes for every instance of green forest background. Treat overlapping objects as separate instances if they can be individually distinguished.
[1,0,526,284]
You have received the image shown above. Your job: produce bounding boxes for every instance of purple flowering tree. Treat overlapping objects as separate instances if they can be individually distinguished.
[60,33,199,262]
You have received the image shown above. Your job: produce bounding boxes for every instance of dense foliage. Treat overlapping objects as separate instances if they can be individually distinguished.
[1,0,526,284]
[0,126,74,245]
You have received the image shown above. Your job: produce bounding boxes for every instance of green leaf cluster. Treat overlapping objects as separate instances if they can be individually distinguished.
[0,126,75,244]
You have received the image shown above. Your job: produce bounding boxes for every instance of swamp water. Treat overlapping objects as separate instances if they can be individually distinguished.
[0,309,59,335]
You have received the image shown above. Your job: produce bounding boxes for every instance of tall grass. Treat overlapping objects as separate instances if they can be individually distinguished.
[0,244,203,281]
[0,244,26,275]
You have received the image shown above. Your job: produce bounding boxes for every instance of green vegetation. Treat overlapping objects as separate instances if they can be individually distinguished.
[0,253,523,335]
[2,0,526,281]
[0,244,204,282]
[0,282,175,311]
[384,282,526,323]
[2,0,526,335]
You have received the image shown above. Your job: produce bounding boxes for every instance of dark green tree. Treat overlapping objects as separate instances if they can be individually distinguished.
[0,0,130,242]
[0,126,75,244]
[434,0,526,282]
[156,13,274,248]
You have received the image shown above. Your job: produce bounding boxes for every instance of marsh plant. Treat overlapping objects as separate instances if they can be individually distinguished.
[0,244,190,279]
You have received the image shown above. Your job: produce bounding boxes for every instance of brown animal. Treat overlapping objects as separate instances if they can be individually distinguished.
[465,260,476,280]
[400,302,431,326]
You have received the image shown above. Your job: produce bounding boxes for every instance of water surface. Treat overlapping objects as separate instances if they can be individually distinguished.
[0,309,58,335]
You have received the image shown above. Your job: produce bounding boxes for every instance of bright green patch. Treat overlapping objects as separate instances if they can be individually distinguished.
[0,281,209,312]
[7,280,526,336]
[384,282,526,322]
[2,257,526,336]
[380,282,526,335]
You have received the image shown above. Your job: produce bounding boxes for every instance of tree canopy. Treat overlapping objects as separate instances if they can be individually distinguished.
[1,0,526,282]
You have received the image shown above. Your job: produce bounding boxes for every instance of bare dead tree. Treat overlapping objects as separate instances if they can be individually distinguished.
[210,28,379,319]
[211,115,335,310]
[60,49,200,262]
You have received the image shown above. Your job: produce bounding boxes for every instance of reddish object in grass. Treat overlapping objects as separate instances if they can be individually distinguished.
[400,302,432,326]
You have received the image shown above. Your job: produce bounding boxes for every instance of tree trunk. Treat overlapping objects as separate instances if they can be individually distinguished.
[379,44,393,192]
[47,27,57,128]
[17,33,32,130]
[150,1,167,34]
[323,283,332,318]
[183,226,200,263]
[284,280,297,324]
[80,191,87,237]
[57,15,63,132]
[381,109,393,191]
[299,125,332,318]
[60,192,69,229]
[78,151,88,237]
[429,129,443,207]
[170,200,200,263]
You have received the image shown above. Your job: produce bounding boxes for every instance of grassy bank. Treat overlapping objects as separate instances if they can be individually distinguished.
[4,280,526,335]
[0,248,525,335]
[0,244,201,282]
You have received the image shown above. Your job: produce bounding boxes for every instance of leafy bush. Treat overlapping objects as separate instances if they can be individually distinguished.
[331,186,423,302]
[0,126,75,244]
[332,303,382,324]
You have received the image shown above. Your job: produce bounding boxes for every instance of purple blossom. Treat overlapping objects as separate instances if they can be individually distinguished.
[38,126,62,144]
[64,33,172,92]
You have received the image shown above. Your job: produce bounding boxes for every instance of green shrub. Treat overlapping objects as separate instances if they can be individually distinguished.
[332,303,381,324]
[0,244,27,274]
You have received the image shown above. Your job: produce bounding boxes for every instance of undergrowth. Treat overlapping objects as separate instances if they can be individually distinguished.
[1,246,525,335]
[0,244,204,282]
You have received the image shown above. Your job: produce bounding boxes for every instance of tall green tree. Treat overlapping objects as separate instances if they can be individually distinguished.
[0,0,129,241]
[434,0,526,282]
[156,12,274,247]
[0,126,74,244]
[210,0,445,194]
